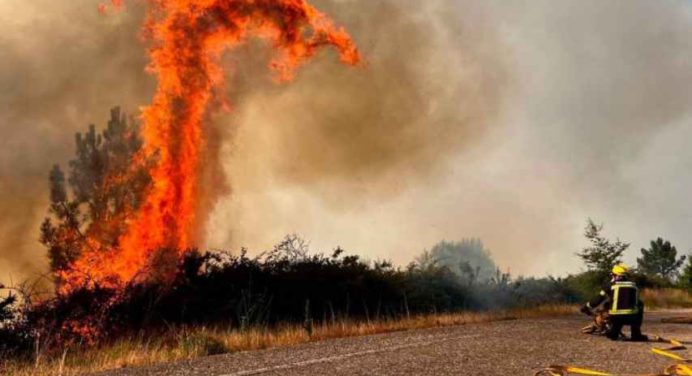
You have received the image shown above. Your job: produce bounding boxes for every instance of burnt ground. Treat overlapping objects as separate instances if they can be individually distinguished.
[98,310,691,376]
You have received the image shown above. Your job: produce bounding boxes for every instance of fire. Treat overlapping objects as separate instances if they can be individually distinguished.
[61,0,360,292]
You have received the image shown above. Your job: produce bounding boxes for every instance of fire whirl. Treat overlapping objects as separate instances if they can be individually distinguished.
[61,0,360,293]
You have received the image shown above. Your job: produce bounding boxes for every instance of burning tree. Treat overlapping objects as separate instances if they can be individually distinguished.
[49,0,361,292]
[31,0,361,347]
[40,107,150,289]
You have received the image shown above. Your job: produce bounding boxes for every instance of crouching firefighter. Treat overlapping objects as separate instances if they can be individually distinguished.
[580,264,648,341]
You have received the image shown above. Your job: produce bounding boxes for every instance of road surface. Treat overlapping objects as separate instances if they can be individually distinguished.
[100,311,691,375]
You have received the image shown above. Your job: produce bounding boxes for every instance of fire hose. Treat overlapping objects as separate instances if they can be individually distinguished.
[535,337,692,376]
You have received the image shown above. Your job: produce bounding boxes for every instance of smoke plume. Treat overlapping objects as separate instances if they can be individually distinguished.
[1,0,691,282]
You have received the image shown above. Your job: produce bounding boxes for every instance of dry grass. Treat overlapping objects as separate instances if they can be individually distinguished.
[641,288,692,309]
[2,304,574,376]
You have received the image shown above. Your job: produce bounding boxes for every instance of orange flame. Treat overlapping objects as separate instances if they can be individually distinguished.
[64,0,360,292]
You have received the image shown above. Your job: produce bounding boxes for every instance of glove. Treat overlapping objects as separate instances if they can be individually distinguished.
[580,305,593,316]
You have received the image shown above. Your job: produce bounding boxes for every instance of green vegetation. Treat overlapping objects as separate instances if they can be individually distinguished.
[567,221,691,296]
[680,257,692,290]
[637,238,687,282]
[576,219,629,274]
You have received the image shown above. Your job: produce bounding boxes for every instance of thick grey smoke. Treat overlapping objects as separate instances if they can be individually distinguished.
[203,0,511,256]
[206,0,692,275]
[491,0,692,271]
[210,0,509,201]
[1,0,691,283]
[503,0,692,194]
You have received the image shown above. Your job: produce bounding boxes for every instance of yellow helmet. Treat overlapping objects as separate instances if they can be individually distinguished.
[611,263,629,276]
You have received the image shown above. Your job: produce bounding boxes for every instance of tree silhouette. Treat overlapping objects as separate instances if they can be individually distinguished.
[417,239,497,284]
[637,238,686,281]
[0,293,17,323]
[576,219,628,273]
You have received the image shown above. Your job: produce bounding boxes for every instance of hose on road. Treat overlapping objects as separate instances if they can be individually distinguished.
[535,337,691,376]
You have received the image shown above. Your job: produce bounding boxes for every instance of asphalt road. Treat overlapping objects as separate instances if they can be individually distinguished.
[100,311,691,376]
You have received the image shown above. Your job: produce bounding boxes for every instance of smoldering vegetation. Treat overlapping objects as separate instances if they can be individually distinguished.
[0,235,577,362]
[2,230,690,363]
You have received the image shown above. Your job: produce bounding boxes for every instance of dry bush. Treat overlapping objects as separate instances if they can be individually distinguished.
[641,288,692,309]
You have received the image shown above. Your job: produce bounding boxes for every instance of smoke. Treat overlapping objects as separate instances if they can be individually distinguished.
[493,0,692,271]
[505,0,692,192]
[0,1,152,281]
[215,0,508,195]
[206,0,692,275]
[203,0,510,245]
[1,0,691,282]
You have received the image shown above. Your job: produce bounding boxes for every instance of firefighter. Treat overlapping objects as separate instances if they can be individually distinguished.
[580,263,648,341]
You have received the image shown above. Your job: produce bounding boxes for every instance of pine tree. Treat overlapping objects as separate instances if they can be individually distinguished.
[40,165,83,272]
[576,219,628,273]
[40,107,150,279]
[637,238,686,281]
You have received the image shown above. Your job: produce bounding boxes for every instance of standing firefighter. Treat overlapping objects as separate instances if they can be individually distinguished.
[580,264,648,341]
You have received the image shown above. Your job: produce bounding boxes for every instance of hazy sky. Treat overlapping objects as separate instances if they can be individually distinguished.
[1,0,691,283]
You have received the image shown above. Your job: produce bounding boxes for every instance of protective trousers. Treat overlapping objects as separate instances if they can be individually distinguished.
[606,302,646,341]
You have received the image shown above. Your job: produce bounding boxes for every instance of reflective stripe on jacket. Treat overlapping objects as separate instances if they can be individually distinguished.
[609,281,639,315]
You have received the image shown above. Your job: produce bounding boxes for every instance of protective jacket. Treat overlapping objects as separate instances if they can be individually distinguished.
[586,279,640,316]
